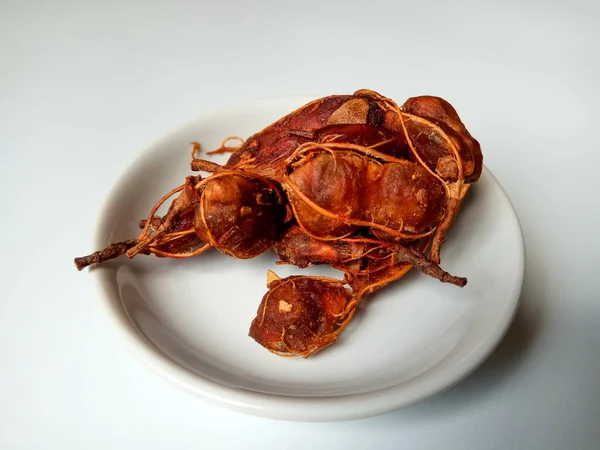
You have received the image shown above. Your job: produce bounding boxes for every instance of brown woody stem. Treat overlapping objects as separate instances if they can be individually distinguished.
[190,158,225,173]
[74,239,138,271]
[394,244,467,287]
[127,225,167,258]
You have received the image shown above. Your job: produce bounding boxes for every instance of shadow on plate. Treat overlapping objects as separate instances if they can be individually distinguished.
[367,269,542,425]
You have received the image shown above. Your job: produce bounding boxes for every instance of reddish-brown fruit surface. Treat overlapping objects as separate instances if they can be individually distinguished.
[314,124,409,159]
[401,96,483,183]
[74,176,208,270]
[190,90,482,265]
[274,228,466,291]
[194,171,286,259]
[74,171,286,269]
[274,226,370,271]
[283,144,447,241]
[75,88,482,359]
[224,91,390,174]
[248,274,355,358]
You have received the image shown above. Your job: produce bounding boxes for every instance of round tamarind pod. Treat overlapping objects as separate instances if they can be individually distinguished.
[248,273,356,358]
[193,171,286,259]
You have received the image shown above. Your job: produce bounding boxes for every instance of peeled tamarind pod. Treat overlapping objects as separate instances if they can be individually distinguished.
[274,227,466,289]
[282,143,447,241]
[401,96,483,183]
[248,272,356,358]
[189,91,394,179]
[399,96,482,263]
[225,91,389,167]
[251,236,466,359]
[74,176,208,270]
[353,89,484,263]
[74,170,286,270]
[273,226,377,272]
[193,171,286,259]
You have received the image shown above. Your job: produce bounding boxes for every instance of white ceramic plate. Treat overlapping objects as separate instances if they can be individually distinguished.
[88,96,524,421]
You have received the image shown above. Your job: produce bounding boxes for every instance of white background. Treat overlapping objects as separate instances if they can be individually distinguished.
[1,0,598,449]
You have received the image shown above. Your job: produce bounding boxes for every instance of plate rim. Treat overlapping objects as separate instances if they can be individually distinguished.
[87,95,525,422]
